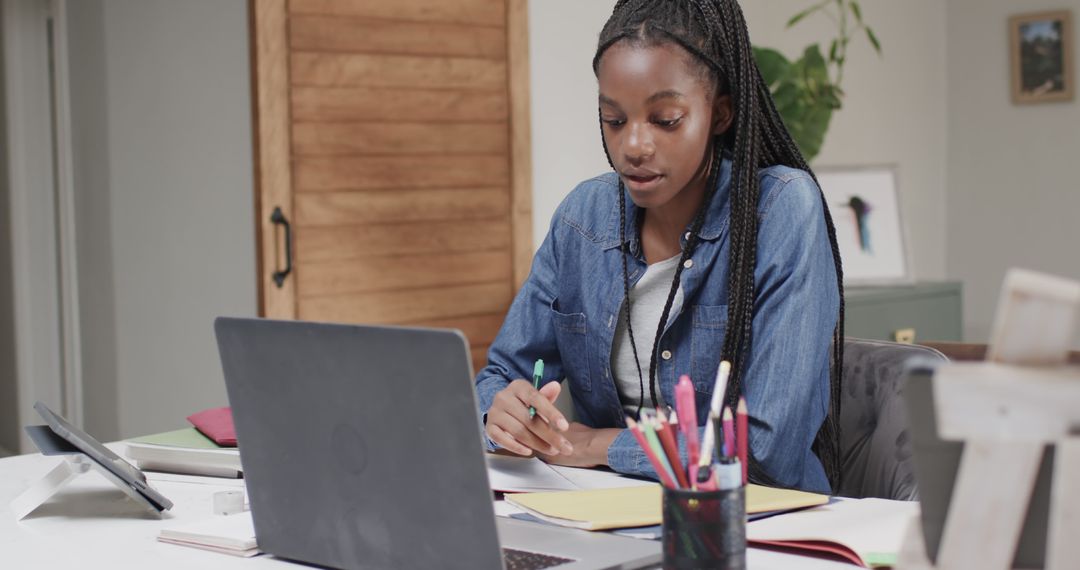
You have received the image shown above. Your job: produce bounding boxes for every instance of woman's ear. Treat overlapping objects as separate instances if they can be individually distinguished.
[711,94,734,136]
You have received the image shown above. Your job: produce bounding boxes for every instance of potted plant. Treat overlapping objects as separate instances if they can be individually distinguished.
[754,0,882,162]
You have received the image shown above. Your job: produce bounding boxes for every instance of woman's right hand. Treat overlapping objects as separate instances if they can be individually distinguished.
[485,380,574,457]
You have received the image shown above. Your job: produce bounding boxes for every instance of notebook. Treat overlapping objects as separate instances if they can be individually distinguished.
[505,483,829,531]
[186,406,237,446]
[746,497,918,568]
[158,511,259,557]
[125,428,242,478]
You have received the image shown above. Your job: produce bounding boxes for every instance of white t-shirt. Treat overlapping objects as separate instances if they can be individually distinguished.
[610,254,684,415]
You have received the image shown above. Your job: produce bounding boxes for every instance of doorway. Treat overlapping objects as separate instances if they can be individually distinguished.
[1,0,81,453]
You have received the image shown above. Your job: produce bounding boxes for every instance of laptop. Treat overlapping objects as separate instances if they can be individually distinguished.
[902,360,1053,569]
[214,317,661,570]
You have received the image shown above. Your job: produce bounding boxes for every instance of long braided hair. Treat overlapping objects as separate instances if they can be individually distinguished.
[593,0,846,490]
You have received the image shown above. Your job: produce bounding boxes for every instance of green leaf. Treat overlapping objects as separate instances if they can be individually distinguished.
[772,81,801,110]
[849,0,863,25]
[822,85,843,109]
[753,47,792,87]
[786,1,826,28]
[829,39,839,63]
[801,44,830,87]
[795,103,833,161]
[866,27,882,54]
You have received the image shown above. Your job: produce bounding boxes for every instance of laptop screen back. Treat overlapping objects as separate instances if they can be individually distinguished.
[214,317,504,570]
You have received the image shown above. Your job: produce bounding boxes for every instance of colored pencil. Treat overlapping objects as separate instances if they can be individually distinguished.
[626,418,678,489]
[737,397,748,485]
[722,407,735,459]
[654,415,689,488]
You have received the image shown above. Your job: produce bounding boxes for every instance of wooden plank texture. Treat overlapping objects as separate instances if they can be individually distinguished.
[291,86,508,123]
[294,155,509,191]
[293,122,508,156]
[256,0,524,338]
[288,0,506,27]
[506,0,533,288]
[293,187,507,225]
[291,52,507,90]
[251,0,296,318]
[295,189,509,226]
[938,441,1044,570]
[299,282,512,324]
[296,220,511,261]
[471,345,491,373]
[290,16,506,59]
[408,313,505,346]
[297,250,511,297]
[1047,437,1080,570]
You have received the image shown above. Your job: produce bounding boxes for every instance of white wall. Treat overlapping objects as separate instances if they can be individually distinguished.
[67,0,257,440]
[528,1,949,283]
[946,0,1080,345]
[68,0,119,443]
[0,4,16,454]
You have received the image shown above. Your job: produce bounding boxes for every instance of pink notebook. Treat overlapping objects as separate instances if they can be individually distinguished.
[186,407,237,447]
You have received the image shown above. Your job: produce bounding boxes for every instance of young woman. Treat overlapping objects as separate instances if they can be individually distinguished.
[475,0,844,494]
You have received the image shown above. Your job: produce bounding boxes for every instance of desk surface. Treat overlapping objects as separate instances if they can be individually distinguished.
[0,447,857,570]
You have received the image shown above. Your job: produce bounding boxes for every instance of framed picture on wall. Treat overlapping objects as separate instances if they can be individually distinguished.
[815,166,909,286]
[1010,10,1074,104]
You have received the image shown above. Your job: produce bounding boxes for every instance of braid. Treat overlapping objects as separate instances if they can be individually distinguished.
[595,0,846,491]
[618,181,649,420]
[602,110,650,420]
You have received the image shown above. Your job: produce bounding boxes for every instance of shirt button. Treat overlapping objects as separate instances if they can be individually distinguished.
[683,259,694,269]
[661,350,672,360]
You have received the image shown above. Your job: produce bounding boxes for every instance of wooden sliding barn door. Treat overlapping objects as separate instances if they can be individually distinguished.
[250,0,532,372]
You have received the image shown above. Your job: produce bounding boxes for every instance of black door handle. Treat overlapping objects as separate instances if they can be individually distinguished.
[271,206,292,288]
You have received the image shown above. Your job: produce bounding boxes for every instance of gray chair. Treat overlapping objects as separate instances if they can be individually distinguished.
[835,337,948,501]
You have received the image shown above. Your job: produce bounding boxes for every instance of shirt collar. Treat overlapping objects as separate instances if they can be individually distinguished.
[603,154,733,252]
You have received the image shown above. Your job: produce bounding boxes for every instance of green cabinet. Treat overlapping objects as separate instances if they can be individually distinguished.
[844,282,963,343]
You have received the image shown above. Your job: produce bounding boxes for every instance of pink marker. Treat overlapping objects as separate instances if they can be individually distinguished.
[675,374,699,484]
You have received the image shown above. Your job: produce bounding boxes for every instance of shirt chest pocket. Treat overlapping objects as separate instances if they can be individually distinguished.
[690,304,728,396]
[550,302,592,393]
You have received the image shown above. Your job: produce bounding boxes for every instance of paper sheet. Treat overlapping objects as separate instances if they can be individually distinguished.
[159,511,257,551]
[485,454,658,493]
[503,484,831,531]
[505,485,663,530]
[485,455,579,492]
[548,465,656,490]
[746,497,919,567]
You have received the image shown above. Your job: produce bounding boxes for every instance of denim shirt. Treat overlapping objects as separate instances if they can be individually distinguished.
[475,158,839,494]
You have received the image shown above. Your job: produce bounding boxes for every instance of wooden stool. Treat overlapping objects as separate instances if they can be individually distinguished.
[898,362,1080,570]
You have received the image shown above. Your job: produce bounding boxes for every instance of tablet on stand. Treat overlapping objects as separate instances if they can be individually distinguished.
[11,402,173,520]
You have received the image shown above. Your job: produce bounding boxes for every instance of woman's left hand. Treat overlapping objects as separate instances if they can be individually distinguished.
[537,423,621,468]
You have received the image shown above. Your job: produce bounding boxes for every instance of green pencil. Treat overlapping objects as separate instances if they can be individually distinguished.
[529,359,544,418]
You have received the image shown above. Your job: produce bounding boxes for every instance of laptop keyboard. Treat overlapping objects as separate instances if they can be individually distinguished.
[502,547,575,570]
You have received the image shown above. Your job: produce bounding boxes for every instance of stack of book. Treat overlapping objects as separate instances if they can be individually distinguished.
[158,511,258,557]
[125,428,241,478]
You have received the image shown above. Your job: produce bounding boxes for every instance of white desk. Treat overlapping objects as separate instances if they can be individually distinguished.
[0,448,857,570]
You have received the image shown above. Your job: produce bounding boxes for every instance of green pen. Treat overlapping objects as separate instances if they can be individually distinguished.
[529,359,544,418]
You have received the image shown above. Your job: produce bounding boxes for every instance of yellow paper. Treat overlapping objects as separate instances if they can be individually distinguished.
[505,483,829,531]
[745,484,830,514]
[507,485,663,530]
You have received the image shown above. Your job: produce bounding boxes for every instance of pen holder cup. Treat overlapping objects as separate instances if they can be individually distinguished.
[661,486,746,570]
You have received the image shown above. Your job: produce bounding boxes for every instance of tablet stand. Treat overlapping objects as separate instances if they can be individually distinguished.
[11,427,165,521]
[897,362,1080,570]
